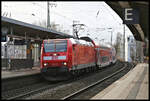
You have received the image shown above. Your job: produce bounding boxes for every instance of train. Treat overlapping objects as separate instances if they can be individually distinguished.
[40,37,117,81]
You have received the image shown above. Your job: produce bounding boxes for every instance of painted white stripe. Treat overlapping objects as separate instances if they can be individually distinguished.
[43,56,52,60]
[58,56,66,60]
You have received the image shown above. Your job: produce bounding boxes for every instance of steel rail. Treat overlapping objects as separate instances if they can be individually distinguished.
[61,63,127,100]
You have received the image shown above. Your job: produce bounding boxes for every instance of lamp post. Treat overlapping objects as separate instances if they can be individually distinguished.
[108,28,113,46]
[47,2,57,29]
[47,2,50,29]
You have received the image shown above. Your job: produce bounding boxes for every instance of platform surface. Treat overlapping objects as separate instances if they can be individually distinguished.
[1,67,40,79]
[91,63,149,100]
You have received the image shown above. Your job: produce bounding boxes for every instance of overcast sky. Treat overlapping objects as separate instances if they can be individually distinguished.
[2,1,134,45]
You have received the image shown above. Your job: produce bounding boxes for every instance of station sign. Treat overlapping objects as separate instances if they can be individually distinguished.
[123,8,139,24]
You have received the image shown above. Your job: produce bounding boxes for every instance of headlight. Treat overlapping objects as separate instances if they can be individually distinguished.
[44,63,48,66]
[63,62,67,66]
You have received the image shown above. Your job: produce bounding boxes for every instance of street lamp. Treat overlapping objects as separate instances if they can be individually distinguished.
[31,13,35,16]
[31,13,42,26]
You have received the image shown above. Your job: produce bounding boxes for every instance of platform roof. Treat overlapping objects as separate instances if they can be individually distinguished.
[1,16,74,41]
[106,1,149,42]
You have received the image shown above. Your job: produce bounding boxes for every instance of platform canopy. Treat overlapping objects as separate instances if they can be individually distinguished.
[106,1,149,42]
[1,16,74,41]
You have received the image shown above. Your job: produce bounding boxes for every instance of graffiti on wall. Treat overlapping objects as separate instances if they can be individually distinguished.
[2,45,27,59]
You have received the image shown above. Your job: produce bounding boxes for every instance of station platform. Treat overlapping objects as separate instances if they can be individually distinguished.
[91,63,149,99]
[1,66,40,79]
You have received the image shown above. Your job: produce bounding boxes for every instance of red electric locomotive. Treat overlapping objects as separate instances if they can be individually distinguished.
[40,37,96,80]
[40,37,116,81]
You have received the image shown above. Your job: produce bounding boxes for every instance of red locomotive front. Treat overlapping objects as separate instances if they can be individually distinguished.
[40,39,72,80]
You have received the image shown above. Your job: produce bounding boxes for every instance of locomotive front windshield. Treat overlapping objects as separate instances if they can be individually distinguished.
[44,40,67,52]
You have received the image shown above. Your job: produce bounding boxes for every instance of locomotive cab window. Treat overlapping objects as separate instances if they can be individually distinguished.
[44,43,55,52]
[56,42,67,52]
[44,40,67,52]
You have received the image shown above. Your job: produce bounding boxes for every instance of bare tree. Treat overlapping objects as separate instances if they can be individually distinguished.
[51,22,59,31]
[32,20,47,28]
[2,11,11,17]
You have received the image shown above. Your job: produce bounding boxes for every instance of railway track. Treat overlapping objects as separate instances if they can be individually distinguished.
[27,61,129,99]
[62,62,135,100]
[2,61,135,100]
